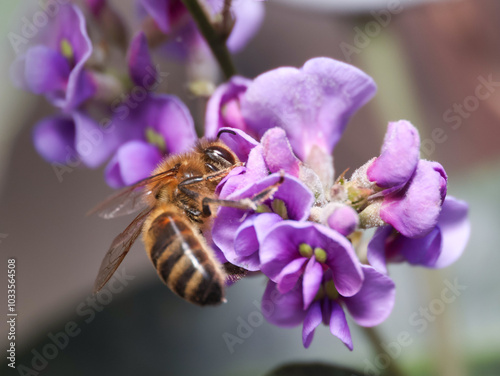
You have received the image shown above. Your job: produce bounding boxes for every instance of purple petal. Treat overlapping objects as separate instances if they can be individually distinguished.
[314,225,363,297]
[432,196,470,269]
[24,46,69,94]
[343,265,396,327]
[32,116,75,163]
[261,127,301,177]
[53,5,95,111]
[63,68,95,111]
[205,77,252,138]
[55,5,93,60]
[229,213,282,271]
[366,226,393,274]
[381,160,447,238]
[394,227,442,267]
[302,258,323,309]
[128,32,157,88]
[215,174,313,264]
[216,166,247,199]
[302,301,322,348]
[260,221,312,280]
[148,94,197,154]
[73,112,117,168]
[239,144,269,181]
[262,280,307,327]
[327,205,359,236]
[431,161,448,202]
[253,212,283,245]
[106,141,162,187]
[367,120,420,189]
[329,300,353,351]
[261,221,363,297]
[276,257,308,293]
[272,175,314,221]
[217,144,268,199]
[218,127,259,163]
[226,0,265,53]
[241,57,377,160]
[212,208,249,261]
[233,216,260,257]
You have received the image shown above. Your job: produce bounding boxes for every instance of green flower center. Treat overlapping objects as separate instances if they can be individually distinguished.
[299,243,313,258]
[146,127,166,153]
[255,199,288,219]
[271,199,288,219]
[298,243,327,263]
[60,39,74,62]
[314,247,327,263]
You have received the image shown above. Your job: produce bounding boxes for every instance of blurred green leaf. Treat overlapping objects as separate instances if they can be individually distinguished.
[264,362,364,376]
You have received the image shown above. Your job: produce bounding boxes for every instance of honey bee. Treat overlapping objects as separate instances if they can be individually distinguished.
[91,130,281,306]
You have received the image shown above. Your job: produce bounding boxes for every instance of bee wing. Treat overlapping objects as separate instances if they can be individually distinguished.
[93,208,152,294]
[88,168,178,219]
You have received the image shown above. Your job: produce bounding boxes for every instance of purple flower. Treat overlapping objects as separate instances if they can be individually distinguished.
[380,160,447,238]
[367,120,420,191]
[260,221,363,302]
[32,112,118,168]
[204,58,376,186]
[11,4,95,111]
[139,0,264,58]
[262,265,395,349]
[105,94,196,187]
[367,196,470,273]
[353,120,448,238]
[212,173,314,271]
[240,57,376,161]
[104,34,196,188]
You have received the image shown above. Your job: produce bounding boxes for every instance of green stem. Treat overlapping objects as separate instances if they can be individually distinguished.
[180,0,237,79]
[361,327,407,376]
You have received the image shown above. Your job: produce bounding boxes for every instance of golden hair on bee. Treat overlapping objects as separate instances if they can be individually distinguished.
[91,134,249,305]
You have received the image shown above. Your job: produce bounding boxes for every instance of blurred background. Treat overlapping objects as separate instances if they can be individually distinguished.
[1,0,499,375]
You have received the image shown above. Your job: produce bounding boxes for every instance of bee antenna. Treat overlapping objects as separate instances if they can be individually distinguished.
[216,129,237,139]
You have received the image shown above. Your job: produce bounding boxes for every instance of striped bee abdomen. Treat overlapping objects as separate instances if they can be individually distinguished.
[145,211,225,306]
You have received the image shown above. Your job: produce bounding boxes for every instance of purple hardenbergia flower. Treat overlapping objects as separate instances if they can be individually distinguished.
[263,265,395,350]
[9,0,470,355]
[11,4,95,111]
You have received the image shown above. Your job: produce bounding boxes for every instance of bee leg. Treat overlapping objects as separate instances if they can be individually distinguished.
[201,197,258,216]
[201,170,286,216]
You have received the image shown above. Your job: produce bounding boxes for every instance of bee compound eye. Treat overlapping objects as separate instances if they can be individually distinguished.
[205,146,236,166]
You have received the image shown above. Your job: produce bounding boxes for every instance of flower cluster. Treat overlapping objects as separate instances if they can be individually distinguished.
[11,1,469,351]
[11,1,264,185]
[204,58,470,349]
